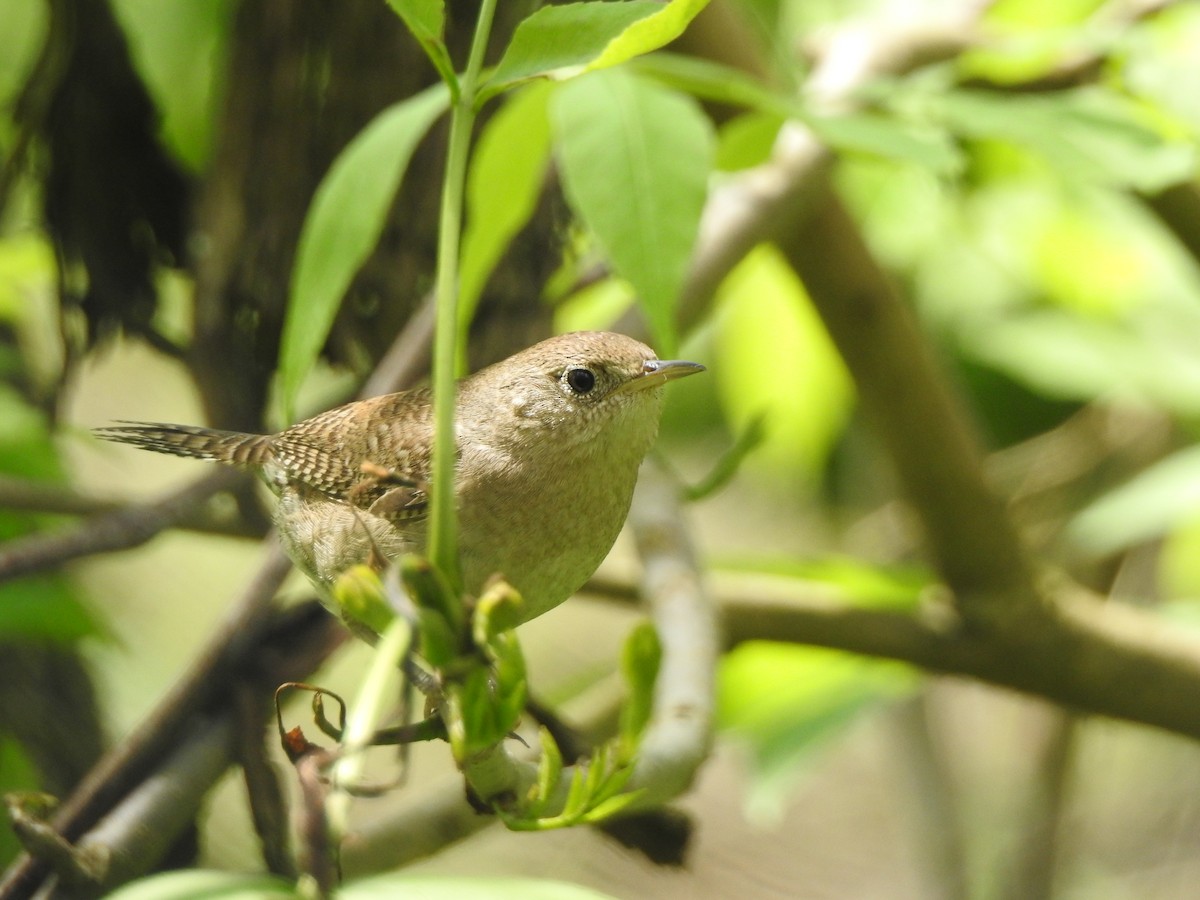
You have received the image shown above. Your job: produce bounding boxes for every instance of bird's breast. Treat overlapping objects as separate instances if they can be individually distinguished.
[454,441,643,622]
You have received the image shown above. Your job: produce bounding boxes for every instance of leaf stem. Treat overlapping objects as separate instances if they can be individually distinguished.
[428,0,500,588]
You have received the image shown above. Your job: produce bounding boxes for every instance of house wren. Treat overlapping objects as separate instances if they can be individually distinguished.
[95,331,703,627]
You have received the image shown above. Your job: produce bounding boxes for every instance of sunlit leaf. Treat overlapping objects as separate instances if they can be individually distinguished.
[384,0,456,87]
[713,245,854,477]
[1123,5,1200,136]
[588,0,711,71]
[808,112,962,175]
[637,54,961,173]
[488,0,710,92]
[713,556,929,609]
[939,87,1196,191]
[552,277,637,334]
[1160,515,1200,602]
[720,643,917,821]
[1068,446,1200,558]
[961,308,1200,416]
[460,83,553,331]
[280,84,449,419]
[633,52,790,114]
[552,70,712,353]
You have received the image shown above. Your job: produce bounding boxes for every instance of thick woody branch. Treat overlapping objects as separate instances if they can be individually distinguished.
[779,193,1039,622]
[722,586,1200,740]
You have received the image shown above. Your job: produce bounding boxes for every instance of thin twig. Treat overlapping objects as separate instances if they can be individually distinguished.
[0,468,248,584]
[233,683,297,879]
[0,474,264,539]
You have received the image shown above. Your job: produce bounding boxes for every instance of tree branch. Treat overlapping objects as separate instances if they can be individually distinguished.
[623,459,717,807]
[721,585,1200,740]
[0,468,250,584]
[0,474,264,539]
[780,192,1039,624]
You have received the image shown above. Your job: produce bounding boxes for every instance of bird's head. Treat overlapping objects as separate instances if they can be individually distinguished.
[464,331,704,454]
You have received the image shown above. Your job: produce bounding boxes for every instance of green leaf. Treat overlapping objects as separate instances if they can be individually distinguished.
[459,83,553,333]
[280,84,449,418]
[588,0,711,71]
[586,753,636,808]
[960,308,1200,417]
[712,555,929,609]
[636,54,961,174]
[561,761,590,819]
[0,575,98,643]
[807,112,962,175]
[633,52,792,114]
[713,245,854,475]
[488,0,711,92]
[531,726,565,817]
[720,643,917,819]
[400,553,462,633]
[472,578,525,652]
[384,0,443,41]
[416,608,457,667]
[551,71,713,353]
[939,87,1196,191]
[682,413,767,501]
[618,622,661,755]
[1068,446,1200,558]
[384,0,456,88]
[0,388,101,643]
[715,113,785,171]
[579,786,645,823]
[332,565,395,636]
[491,630,528,735]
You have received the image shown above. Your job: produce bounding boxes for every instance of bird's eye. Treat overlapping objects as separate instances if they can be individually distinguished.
[565,367,596,394]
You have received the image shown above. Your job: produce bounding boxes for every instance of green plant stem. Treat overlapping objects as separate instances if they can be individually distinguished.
[427,0,500,588]
[327,615,413,841]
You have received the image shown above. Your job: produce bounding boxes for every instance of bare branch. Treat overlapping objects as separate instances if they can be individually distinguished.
[623,460,718,807]
[0,474,263,539]
[0,468,249,584]
[720,585,1200,740]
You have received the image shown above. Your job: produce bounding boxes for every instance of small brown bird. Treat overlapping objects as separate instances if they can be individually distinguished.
[96,331,703,627]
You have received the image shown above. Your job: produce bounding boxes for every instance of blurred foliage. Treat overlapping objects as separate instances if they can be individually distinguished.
[110,0,233,171]
[720,642,917,819]
[2,0,1200,894]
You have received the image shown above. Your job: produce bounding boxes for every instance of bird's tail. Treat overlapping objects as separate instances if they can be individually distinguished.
[93,422,274,467]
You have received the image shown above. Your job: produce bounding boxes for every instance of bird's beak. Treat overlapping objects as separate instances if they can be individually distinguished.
[616,359,706,395]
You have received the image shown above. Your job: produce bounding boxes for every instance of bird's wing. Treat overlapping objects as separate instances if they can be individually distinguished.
[269,390,434,524]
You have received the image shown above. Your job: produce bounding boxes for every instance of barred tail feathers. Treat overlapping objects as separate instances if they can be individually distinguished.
[94,422,273,467]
